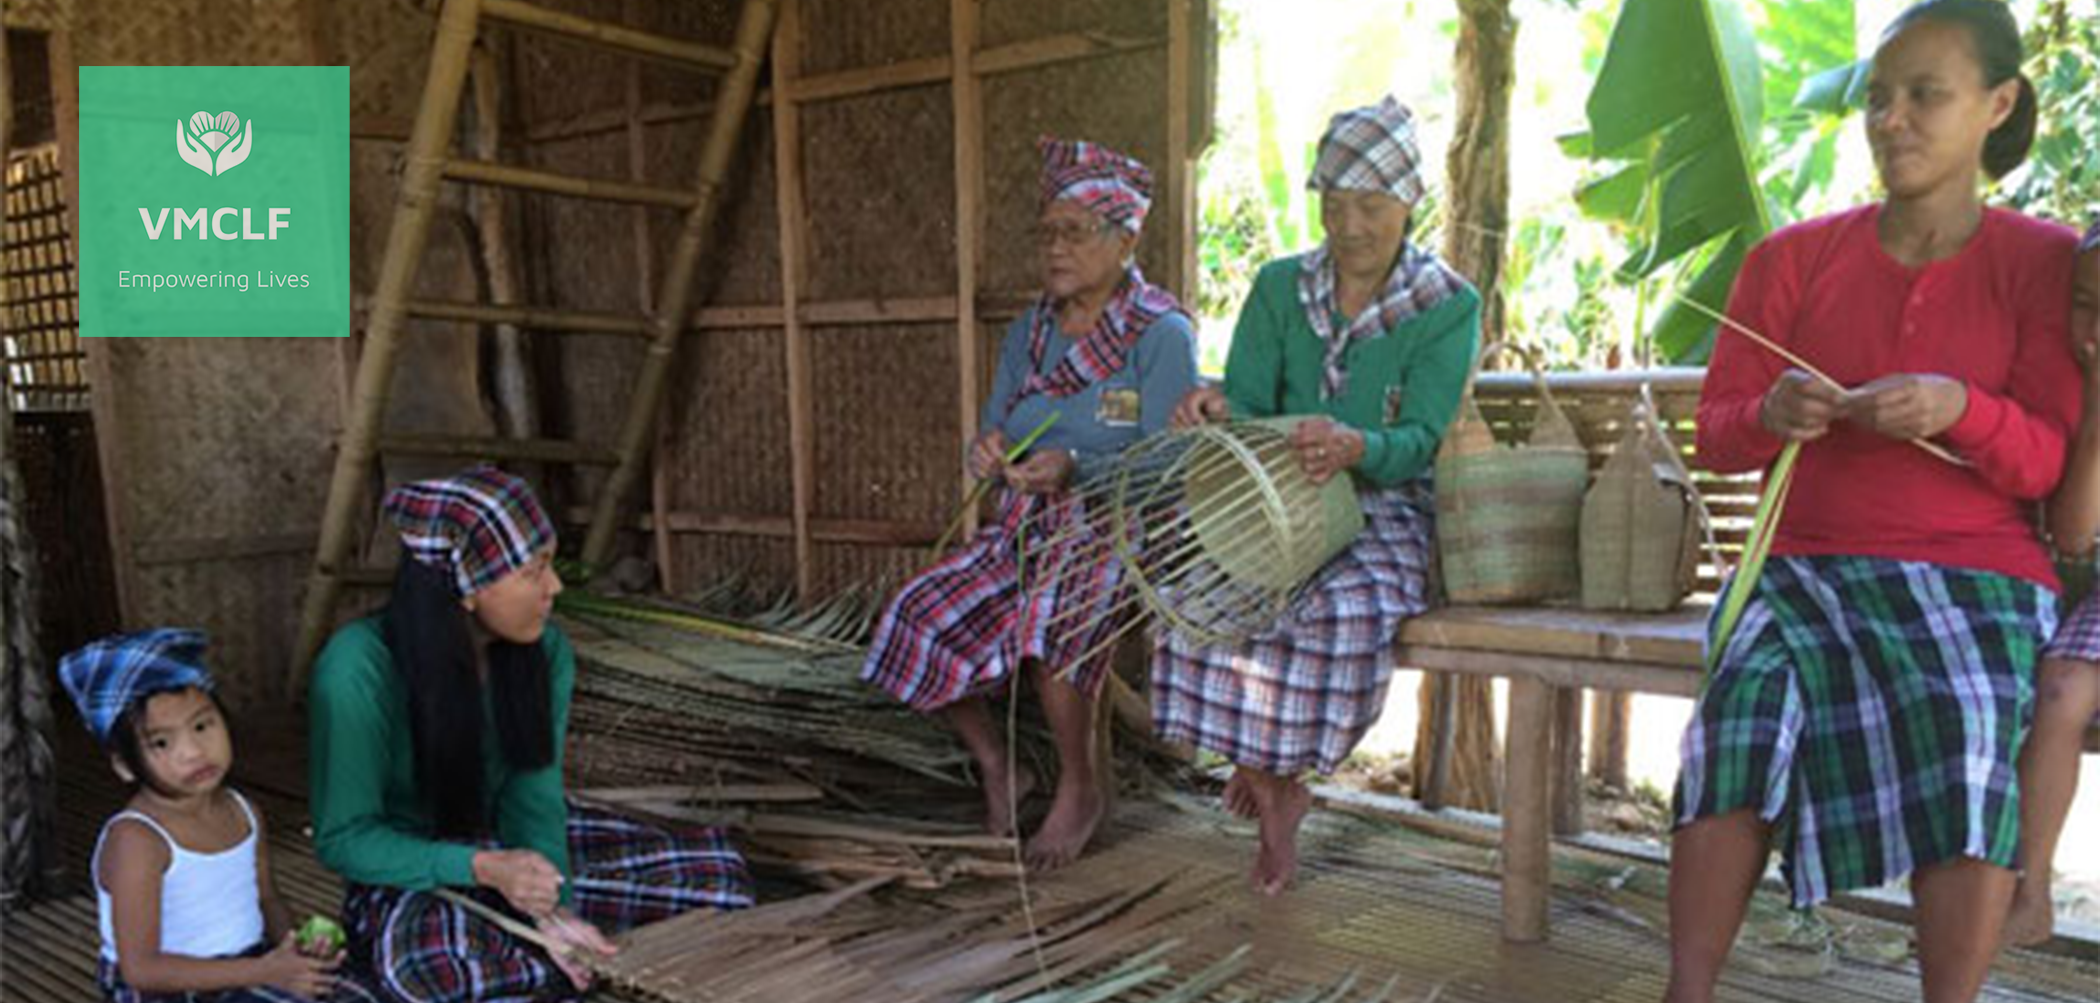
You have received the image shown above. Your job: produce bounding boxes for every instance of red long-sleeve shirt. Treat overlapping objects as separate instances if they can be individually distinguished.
[1696,205,2082,589]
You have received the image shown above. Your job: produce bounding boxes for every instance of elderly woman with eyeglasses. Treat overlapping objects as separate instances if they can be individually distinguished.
[1161,97,1482,896]
[861,137,1199,870]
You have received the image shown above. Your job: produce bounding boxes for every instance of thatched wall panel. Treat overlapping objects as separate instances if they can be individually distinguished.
[4,0,71,32]
[800,88,954,302]
[671,536,796,599]
[670,115,782,308]
[322,0,432,127]
[130,554,311,710]
[981,0,1166,50]
[664,326,791,519]
[634,0,741,107]
[810,323,954,525]
[798,0,948,78]
[812,542,924,600]
[69,0,310,65]
[982,52,1170,294]
[506,0,630,126]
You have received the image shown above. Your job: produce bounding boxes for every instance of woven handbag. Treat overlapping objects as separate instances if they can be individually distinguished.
[1579,388,1706,611]
[1433,343,1590,604]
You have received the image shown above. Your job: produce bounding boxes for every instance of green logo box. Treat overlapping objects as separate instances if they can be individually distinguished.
[78,66,349,337]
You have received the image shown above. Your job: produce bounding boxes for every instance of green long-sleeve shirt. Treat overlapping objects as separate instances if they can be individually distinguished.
[307,617,576,904]
[1223,256,1481,486]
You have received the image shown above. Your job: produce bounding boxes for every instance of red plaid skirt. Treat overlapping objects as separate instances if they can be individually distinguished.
[862,488,1130,710]
[343,804,749,1003]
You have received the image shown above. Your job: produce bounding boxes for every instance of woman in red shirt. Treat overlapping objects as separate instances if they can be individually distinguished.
[1670,3,2080,1001]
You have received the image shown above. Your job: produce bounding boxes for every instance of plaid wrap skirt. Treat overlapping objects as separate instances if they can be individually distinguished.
[97,951,383,1003]
[862,488,1131,711]
[1149,483,1434,777]
[344,804,750,1003]
[1675,555,2054,906]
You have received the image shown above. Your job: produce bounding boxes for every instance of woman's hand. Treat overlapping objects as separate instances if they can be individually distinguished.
[1172,386,1230,430]
[536,910,617,990]
[1289,418,1365,484]
[1004,449,1076,495]
[969,429,1011,480]
[472,849,562,918]
[1841,373,1968,441]
[257,931,340,997]
[1759,369,1845,442]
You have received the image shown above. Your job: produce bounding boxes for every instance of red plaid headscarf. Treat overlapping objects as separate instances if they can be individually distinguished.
[382,466,555,597]
[1306,96,1426,206]
[1038,136,1154,233]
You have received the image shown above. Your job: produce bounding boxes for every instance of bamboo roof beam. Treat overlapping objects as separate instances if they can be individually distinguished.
[481,0,737,72]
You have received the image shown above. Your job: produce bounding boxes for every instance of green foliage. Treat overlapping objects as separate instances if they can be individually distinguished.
[2007,2,2100,225]
[1578,0,1769,362]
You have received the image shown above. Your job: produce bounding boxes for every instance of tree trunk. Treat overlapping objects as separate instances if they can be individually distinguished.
[1411,0,1516,813]
[1588,691,1631,790]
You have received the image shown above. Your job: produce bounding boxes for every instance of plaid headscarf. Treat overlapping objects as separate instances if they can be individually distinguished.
[58,628,213,744]
[2081,219,2100,253]
[1038,136,1154,233]
[1297,244,1467,401]
[382,466,555,597]
[1306,96,1426,205]
[1017,268,1187,403]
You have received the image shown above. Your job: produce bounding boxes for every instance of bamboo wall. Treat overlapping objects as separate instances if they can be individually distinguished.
[22,0,1210,706]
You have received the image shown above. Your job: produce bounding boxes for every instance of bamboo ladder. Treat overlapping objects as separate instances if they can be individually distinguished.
[289,0,781,691]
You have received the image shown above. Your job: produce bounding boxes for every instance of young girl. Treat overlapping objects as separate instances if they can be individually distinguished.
[1672,3,2079,1002]
[60,628,375,1003]
[2007,221,2100,946]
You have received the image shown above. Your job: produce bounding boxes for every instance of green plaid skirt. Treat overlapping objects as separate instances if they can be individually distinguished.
[1675,555,2054,906]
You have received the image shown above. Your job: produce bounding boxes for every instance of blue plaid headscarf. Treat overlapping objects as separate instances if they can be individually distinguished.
[58,628,213,743]
[2081,219,2099,254]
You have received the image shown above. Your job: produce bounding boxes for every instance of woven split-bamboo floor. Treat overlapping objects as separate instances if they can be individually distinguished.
[5,675,2096,1002]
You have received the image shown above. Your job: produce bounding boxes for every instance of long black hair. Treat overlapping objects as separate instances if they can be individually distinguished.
[1883,0,2036,180]
[381,552,554,840]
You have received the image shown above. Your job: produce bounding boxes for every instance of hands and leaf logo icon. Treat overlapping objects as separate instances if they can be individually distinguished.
[177,111,252,177]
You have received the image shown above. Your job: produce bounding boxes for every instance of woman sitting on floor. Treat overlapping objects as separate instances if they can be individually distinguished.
[1669,3,2080,1001]
[1161,95,1481,896]
[308,466,752,1003]
[861,136,1199,870]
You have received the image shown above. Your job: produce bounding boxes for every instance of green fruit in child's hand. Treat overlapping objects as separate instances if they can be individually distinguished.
[296,915,345,955]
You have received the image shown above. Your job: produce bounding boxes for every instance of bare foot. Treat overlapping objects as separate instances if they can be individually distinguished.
[1024,778,1107,871]
[2003,872,2056,948]
[1222,768,1258,819]
[980,761,1037,839]
[1245,772,1313,897]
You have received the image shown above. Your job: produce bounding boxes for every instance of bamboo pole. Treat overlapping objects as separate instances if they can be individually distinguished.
[1163,0,1196,301]
[581,0,782,569]
[481,0,737,71]
[442,157,697,208]
[376,432,615,466]
[771,0,815,602]
[291,0,487,695]
[623,0,674,596]
[404,299,648,336]
[467,45,541,447]
[950,0,985,543]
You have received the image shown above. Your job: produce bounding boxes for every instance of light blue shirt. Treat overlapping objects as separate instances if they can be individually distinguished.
[979,308,1200,482]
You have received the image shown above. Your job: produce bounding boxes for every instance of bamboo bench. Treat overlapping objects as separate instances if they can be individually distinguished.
[1393,368,2100,943]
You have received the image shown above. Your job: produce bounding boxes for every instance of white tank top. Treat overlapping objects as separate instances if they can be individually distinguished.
[94,790,266,963]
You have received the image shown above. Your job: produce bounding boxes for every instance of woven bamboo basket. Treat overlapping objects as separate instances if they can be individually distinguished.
[1024,416,1365,661]
[1433,344,1589,604]
[1579,389,1703,612]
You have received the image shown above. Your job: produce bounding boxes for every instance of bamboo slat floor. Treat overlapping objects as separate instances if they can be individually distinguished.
[6,700,2095,1003]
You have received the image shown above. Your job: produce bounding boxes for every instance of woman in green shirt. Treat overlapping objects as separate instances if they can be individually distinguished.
[1157,97,1480,896]
[308,467,751,1002]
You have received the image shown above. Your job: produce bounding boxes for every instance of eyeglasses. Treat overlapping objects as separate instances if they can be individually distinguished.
[1035,219,1116,249]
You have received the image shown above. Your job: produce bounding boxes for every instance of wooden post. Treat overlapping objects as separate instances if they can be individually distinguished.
[1552,687,1585,836]
[580,0,781,568]
[1588,691,1632,790]
[950,0,984,538]
[292,0,487,693]
[1502,676,1553,942]
[1162,0,1196,301]
[468,46,539,445]
[772,0,815,602]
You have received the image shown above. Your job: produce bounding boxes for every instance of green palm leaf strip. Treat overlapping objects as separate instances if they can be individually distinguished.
[1707,440,1799,672]
[932,412,1061,555]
